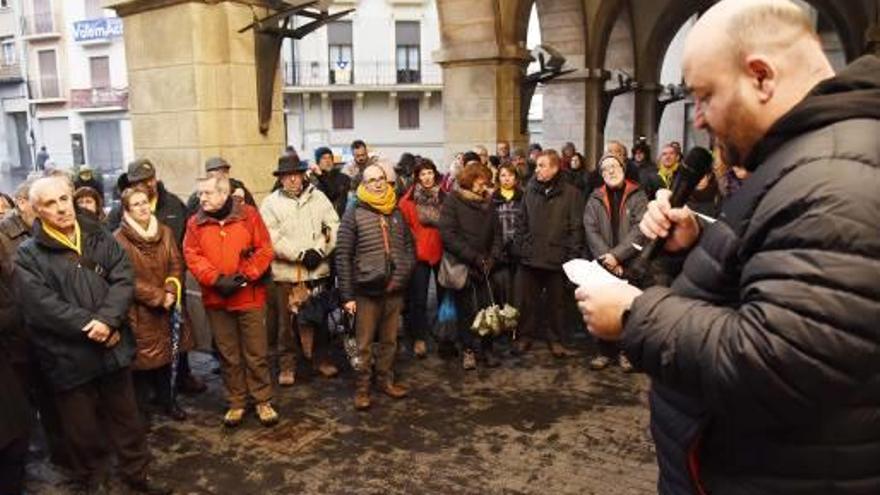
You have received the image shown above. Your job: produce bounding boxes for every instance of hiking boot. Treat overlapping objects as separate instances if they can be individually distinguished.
[550,342,578,358]
[354,375,371,411]
[619,353,634,373]
[590,355,612,370]
[413,340,427,358]
[177,374,207,395]
[256,403,279,427]
[316,360,339,378]
[122,475,172,495]
[379,382,408,399]
[278,370,295,387]
[223,408,245,428]
[462,349,477,370]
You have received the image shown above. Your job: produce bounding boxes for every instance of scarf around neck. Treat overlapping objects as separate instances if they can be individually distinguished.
[43,220,82,255]
[413,184,441,227]
[357,183,397,215]
[123,212,159,241]
[204,195,234,220]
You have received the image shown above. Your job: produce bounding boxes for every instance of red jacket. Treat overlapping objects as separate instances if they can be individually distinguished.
[183,202,274,311]
[399,186,443,265]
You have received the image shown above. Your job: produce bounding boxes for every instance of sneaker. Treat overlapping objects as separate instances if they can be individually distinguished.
[462,349,477,370]
[255,403,279,427]
[278,370,295,387]
[589,355,612,370]
[223,408,245,428]
[619,353,634,373]
[413,340,427,358]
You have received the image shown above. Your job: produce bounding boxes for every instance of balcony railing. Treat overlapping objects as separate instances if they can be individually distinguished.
[0,63,22,82]
[284,61,442,88]
[21,13,61,38]
[70,87,129,110]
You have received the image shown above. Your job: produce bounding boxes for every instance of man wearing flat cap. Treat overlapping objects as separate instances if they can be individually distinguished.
[187,157,255,213]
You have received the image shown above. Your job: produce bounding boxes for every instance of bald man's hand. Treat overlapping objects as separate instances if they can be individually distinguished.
[640,189,701,253]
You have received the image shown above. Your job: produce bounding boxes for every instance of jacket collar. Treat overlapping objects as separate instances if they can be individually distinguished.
[32,214,102,252]
[0,211,31,241]
[595,180,639,216]
[528,174,563,198]
[194,199,247,225]
[492,187,523,203]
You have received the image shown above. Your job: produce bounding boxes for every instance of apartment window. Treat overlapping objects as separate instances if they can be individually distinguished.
[85,0,104,19]
[33,0,54,33]
[396,21,420,83]
[398,98,420,129]
[327,21,353,84]
[37,49,59,98]
[0,1,9,8]
[1,38,15,65]
[331,99,354,129]
[89,56,110,89]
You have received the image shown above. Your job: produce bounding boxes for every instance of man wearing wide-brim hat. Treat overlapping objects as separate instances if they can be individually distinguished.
[260,156,341,387]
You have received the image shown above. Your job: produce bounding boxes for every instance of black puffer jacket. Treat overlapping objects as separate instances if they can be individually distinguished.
[15,215,136,391]
[439,190,503,269]
[336,203,414,302]
[108,181,188,246]
[517,175,585,271]
[623,56,880,495]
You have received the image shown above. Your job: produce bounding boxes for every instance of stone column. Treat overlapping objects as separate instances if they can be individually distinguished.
[107,0,285,199]
[584,70,607,168]
[434,44,531,166]
[633,82,661,150]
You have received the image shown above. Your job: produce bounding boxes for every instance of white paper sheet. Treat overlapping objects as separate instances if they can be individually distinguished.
[562,259,629,288]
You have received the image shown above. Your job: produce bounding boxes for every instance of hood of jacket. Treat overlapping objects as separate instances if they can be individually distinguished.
[745,55,880,171]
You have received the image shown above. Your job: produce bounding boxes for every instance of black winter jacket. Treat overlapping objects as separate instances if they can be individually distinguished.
[15,215,136,391]
[0,212,30,357]
[517,175,585,271]
[109,181,188,246]
[312,168,352,218]
[623,55,880,495]
[336,203,414,302]
[439,190,503,270]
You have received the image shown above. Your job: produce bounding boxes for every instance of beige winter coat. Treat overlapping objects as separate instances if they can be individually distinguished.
[260,185,340,283]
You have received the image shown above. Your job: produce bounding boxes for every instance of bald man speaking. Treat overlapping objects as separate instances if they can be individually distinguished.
[576,1,880,494]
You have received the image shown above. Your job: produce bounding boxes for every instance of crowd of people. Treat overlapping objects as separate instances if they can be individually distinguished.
[0,134,743,493]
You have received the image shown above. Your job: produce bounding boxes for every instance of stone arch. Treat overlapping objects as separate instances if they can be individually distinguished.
[805,0,869,61]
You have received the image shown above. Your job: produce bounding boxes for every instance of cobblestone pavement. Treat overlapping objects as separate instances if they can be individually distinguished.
[25,340,658,495]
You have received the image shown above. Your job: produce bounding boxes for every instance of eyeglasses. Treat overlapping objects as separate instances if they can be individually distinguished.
[363,177,386,185]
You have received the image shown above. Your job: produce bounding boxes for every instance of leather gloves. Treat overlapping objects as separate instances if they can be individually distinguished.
[301,249,324,271]
[214,273,247,297]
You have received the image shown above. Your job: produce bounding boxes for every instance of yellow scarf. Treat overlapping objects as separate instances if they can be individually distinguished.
[43,221,82,256]
[356,184,397,215]
[500,186,515,201]
[149,196,158,213]
[658,162,680,189]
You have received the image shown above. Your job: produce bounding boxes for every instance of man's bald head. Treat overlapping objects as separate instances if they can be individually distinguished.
[683,0,834,167]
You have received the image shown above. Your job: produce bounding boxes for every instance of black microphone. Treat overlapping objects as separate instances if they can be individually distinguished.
[631,146,714,277]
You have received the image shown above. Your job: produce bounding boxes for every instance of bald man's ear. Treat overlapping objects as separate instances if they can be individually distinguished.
[745,56,775,103]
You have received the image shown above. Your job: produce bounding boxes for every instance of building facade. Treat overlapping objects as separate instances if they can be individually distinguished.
[283,0,444,167]
[0,0,133,195]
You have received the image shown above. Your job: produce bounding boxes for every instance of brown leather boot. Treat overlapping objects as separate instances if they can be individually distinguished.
[379,381,408,399]
[299,325,315,360]
[550,342,579,358]
[354,375,371,411]
[316,359,339,378]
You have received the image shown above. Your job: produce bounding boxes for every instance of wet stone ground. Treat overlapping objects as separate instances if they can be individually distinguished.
[25,340,658,494]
